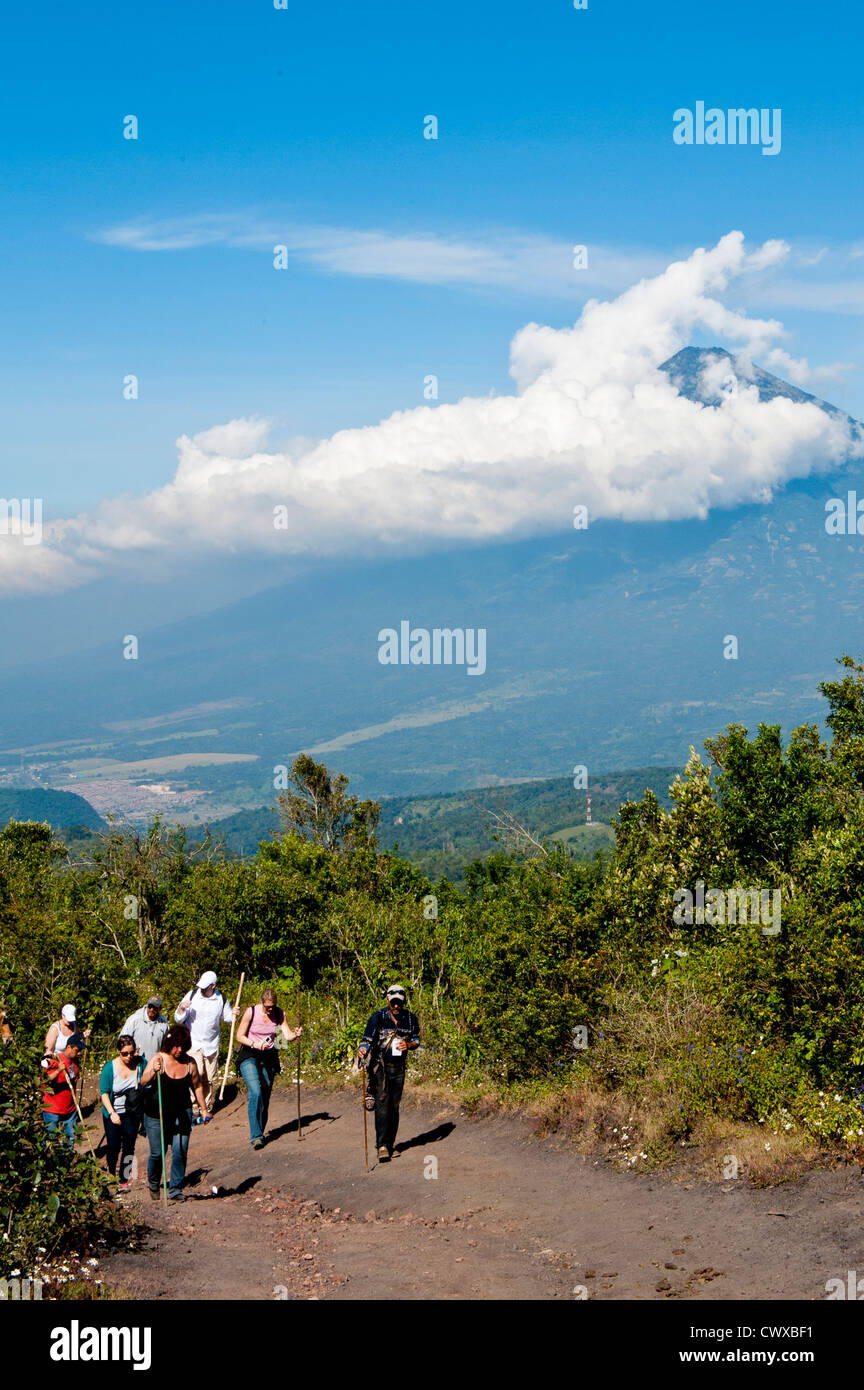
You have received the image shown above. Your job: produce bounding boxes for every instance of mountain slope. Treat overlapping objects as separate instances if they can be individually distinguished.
[0,349,861,813]
[195,766,680,879]
[0,787,106,832]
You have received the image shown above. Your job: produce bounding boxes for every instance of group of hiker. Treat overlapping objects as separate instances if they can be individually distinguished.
[39,975,420,1199]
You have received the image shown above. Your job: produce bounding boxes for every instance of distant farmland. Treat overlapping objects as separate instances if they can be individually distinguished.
[64,752,260,777]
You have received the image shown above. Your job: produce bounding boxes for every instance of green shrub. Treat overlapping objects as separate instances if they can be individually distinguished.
[0,1038,124,1279]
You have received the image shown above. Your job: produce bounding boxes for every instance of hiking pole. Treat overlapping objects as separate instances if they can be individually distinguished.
[76,1032,86,1106]
[61,1069,97,1159]
[156,1069,168,1205]
[219,970,245,1103]
[296,971,302,1142]
[362,1065,369,1173]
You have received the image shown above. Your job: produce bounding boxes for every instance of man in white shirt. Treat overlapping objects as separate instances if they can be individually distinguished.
[174,971,238,1114]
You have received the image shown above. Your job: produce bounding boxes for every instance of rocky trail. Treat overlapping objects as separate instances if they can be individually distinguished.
[98,1084,864,1301]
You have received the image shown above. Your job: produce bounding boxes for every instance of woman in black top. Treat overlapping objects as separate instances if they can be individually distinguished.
[139,1024,210,1201]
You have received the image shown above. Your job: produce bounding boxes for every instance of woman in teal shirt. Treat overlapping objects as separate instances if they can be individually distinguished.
[99,1034,144,1190]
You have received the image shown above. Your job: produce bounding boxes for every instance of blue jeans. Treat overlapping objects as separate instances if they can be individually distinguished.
[143,1110,191,1197]
[239,1054,277,1142]
[43,1111,77,1147]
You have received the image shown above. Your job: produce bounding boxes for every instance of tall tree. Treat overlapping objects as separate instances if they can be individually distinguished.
[276,755,379,852]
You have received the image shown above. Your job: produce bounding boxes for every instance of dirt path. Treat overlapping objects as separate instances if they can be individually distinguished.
[100,1084,864,1301]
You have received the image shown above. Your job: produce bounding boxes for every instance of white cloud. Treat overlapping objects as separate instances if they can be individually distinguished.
[748,278,864,315]
[760,347,854,387]
[6,231,861,595]
[91,212,670,296]
[798,247,829,268]
[0,538,90,594]
[92,214,864,316]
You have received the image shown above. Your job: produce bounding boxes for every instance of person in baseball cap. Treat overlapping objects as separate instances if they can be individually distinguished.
[44,1003,90,1057]
[121,994,168,1063]
[357,985,421,1162]
[175,971,239,1114]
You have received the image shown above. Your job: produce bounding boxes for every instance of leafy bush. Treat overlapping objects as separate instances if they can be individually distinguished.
[0,1037,123,1279]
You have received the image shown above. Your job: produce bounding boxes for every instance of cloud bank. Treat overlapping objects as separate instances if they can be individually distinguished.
[4,232,861,595]
[92,211,668,298]
[91,213,864,317]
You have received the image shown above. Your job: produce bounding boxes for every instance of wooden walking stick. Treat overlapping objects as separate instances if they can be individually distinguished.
[156,1068,168,1205]
[61,1067,97,1159]
[362,1065,369,1173]
[219,971,245,1102]
[76,1034,86,1106]
[296,972,302,1142]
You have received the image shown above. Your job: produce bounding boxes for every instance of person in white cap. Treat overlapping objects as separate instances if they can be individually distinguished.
[357,985,420,1162]
[44,1004,91,1058]
[174,972,238,1114]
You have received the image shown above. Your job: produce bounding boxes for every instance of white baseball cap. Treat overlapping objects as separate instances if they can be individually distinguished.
[61,1004,76,1022]
[197,971,218,989]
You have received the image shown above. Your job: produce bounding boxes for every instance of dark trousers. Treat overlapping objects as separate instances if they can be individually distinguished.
[143,1110,191,1197]
[368,1062,405,1152]
[102,1111,139,1180]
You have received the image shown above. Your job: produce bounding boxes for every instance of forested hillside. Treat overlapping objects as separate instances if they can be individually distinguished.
[197,766,678,879]
[0,787,105,832]
[5,656,864,1280]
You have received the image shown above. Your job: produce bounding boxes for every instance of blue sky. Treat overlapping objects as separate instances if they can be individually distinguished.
[1,0,863,515]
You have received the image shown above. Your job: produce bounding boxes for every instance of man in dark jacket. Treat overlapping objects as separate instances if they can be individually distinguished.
[358,986,420,1162]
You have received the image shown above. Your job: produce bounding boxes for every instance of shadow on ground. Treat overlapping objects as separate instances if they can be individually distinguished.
[395,1122,456,1153]
[268,1111,337,1142]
